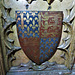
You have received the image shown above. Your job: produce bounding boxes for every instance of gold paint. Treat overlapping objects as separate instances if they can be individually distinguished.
[40,12,61,37]
[23,12,26,13]
[32,26,35,30]
[22,33,24,38]
[17,19,18,23]
[49,43,51,46]
[24,18,26,20]
[35,17,38,20]
[49,39,51,41]
[46,52,48,54]
[27,13,29,19]
[19,31,22,33]
[50,47,53,49]
[18,24,21,27]
[26,20,29,24]
[24,31,27,33]
[43,54,45,57]
[46,42,48,44]
[30,24,32,27]
[33,20,35,25]
[30,18,32,21]
[46,47,48,49]
[27,27,29,33]
[48,49,50,52]
[38,33,39,35]
[41,47,43,50]
[27,33,30,36]
[41,52,43,55]
[51,42,53,44]
[53,38,56,41]
[35,11,38,13]
[41,42,43,44]
[53,44,55,46]
[21,27,24,29]
[24,25,27,27]
[33,33,35,37]
[35,31,38,33]
[32,13,35,17]
[18,18,20,20]
[35,24,38,27]
[30,31,33,33]
[43,49,45,51]
[56,41,57,43]
[17,11,20,13]
[44,44,45,47]
[43,38,46,41]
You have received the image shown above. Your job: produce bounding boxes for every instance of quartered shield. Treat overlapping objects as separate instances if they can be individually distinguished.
[16,11,63,65]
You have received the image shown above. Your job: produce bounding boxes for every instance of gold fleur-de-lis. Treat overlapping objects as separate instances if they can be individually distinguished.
[51,42,53,44]
[27,13,29,19]
[18,24,21,27]
[18,18,20,20]
[27,27,29,33]
[32,26,35,30]
[32,13,35,17]
[49,39,51,42]
[50,47,53,49]
[24,18,26,20]
[26,20,30,24]
[35,31,38,33]
[48,49,50,52]
[43,38,46,41]
[30,24,32,27]
[24,31,27,33]
[30,31,33,33]
[22,33,24,38]
[35,17,38,20]
[53,38,56,41]
[56,41,58,43]
[33,20,35,25]
[17,11,20,13]
[27,33,30,36]
[46,42,48,44]
[19,31,22,33]
[24,25,27,27]
[23,12,26,14]
[35,24,38,27]
[33,33,35,37]
[30,18,32,21]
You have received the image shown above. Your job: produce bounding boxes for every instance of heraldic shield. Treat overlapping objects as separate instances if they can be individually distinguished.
[16,11,63,65]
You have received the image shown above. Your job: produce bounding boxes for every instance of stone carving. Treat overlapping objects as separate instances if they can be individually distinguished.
[0,0,75,74]
[1,0,21,72]
[58,0,75,70]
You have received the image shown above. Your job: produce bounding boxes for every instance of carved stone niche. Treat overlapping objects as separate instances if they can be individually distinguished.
[0,0,75,75]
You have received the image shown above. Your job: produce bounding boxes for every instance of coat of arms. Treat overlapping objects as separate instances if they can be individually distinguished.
[16,11,63,65]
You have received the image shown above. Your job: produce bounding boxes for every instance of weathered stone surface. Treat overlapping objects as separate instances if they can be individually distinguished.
[6,64,75,75]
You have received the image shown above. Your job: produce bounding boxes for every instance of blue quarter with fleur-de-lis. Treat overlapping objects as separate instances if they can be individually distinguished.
[16,11,39,38]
